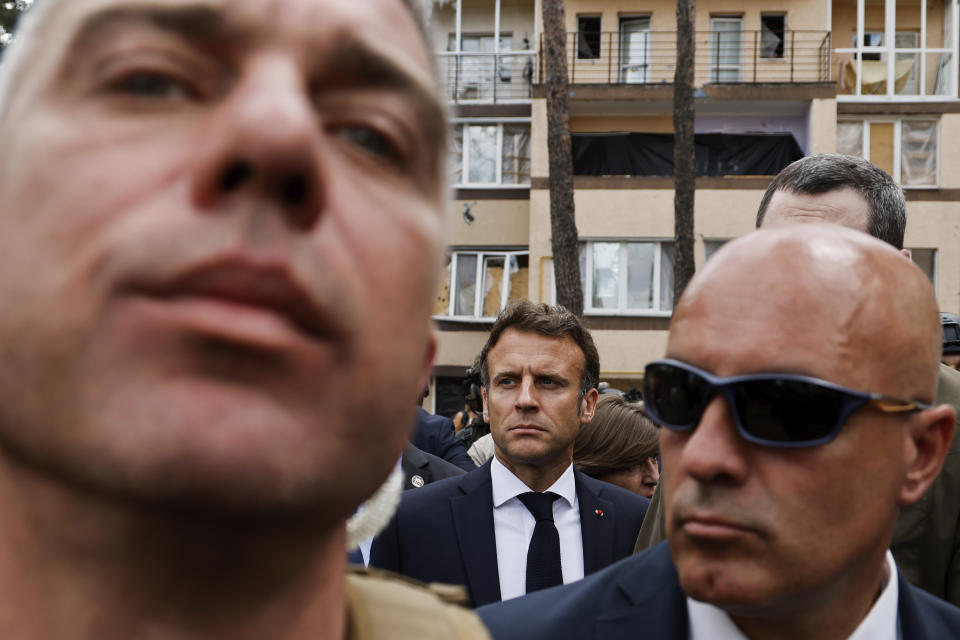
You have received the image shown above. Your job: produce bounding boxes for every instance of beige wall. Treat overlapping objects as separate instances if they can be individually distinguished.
[807,98,837,155]
[445,199,530,246]
[571,115,674,132]
[594,329,669,376]
[434,330,489,368]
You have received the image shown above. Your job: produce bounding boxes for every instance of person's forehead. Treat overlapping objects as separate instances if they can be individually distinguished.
[40,0,433,78]
[668,261,865,384]
[763,188,871,234]
[488,329,584,375]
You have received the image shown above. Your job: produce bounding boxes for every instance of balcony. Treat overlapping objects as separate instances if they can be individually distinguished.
[550,30,832,86]
[437,50,537,103]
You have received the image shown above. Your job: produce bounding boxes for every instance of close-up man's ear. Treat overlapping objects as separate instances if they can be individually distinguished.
[415,332,437,396]
[481,385,489,422]
[580,388,600,422]
[899,404,956,506]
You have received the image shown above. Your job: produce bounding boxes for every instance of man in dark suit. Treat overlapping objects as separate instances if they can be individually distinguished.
[411,406,476,472]
[402,443,465,490]
[478,226,960,638]
[372,302,649,606]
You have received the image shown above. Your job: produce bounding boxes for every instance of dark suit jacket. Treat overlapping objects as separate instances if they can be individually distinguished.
[477,542,960,639]
[402,443,465,490]
[370,460,649,607]
[411,407,476,472]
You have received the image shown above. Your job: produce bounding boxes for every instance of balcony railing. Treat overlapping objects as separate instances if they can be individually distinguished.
[436,50,537,103]
[546,30,832,85]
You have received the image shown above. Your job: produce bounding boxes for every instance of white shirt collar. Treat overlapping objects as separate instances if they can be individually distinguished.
[490,456,576,509]
[687,551,900,640]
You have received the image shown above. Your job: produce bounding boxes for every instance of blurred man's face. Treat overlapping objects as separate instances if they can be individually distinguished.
[661,253,915,618]
[0,0,446,519]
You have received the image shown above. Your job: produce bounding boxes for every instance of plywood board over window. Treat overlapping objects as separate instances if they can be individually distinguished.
[836,118,938,188]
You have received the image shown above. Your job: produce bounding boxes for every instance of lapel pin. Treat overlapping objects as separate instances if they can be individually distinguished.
[411,475,425,488]
[594,508,604,518]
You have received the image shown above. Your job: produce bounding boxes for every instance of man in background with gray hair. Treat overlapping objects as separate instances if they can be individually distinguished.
[0,1,487,639]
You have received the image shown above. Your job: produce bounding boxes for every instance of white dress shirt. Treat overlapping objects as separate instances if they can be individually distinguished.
[490,457,585,601]
[687,550,901,640]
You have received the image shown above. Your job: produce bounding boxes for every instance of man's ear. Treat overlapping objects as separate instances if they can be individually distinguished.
[899,404,956,506]
[481,385,490,423]
[580,388,600,423]
[415,332,437,400]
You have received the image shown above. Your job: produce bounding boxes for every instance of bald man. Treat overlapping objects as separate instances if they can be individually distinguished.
[754,154,960,606]
[478,225,960,640]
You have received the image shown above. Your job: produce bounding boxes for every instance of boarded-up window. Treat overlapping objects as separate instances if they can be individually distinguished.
[435,251,530,320]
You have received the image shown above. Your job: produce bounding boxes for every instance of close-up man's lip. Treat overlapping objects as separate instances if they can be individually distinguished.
[509,423,547,433]
[130,257,343,346]
[679,513,760,541]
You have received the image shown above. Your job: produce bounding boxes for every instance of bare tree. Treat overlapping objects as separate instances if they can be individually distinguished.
[673,0,696,302]
[541,0,583,316]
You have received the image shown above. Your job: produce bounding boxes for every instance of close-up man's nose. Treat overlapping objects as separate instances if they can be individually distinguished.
[514,376,538,410]
[679,396,749,486]
[190,59,325,230]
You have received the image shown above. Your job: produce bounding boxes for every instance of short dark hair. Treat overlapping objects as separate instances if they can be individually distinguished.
[573,396,659,478]
[479,301,600,399]
[755,154,907,250]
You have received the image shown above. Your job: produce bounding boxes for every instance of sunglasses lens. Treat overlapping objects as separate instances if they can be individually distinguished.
[644,363,711,429]
[731,379,846,444]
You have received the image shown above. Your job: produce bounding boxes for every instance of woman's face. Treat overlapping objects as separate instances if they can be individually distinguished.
[599,457,660,498]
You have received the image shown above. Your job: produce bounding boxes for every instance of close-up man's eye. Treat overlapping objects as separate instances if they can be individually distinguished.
[108,70,196,100]
[336,125,405,165]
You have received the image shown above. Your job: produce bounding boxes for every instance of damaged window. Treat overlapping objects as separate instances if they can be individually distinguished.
[451,122,531,186]
[435,251,530,320]
[581,241,674,314]
[760,14,785,59]
[836,118,938,187]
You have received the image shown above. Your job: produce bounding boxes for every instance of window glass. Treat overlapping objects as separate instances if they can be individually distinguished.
[704,239,730,262]
[507,254,530,306]
[837,122,864,157]
[660,242,675,311]
[577,16,602,59]
[901,120,937,187]
[626,242,655,309]
[909,248,936,285]
[434,254,452,315]
[502,125,531,185]
[450,124,463,184]
[481,256,505,317]
[454,254,478,316]
[591,242,620,309]
[467,126,497,183]
[760,15,785,58]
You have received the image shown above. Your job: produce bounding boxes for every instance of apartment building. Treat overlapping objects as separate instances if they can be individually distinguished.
[426,0,960,415]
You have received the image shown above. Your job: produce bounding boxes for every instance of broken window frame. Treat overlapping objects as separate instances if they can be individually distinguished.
[834,0,958,100]
[580,240,675,316]
[450,119,531,187]
[760,14,786,59]
[836,117,939,188]
[577,15,602,60]
[436,250,531,321]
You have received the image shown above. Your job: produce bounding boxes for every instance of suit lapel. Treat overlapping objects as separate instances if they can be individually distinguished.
[594,544,689,640]
[450,462,501,605]
[576,471,616,574]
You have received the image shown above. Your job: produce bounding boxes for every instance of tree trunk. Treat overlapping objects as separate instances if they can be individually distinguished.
[542,0,583,316]
[673,0,696,303]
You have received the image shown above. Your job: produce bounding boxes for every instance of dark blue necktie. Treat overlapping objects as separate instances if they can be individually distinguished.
[518,491,563,593]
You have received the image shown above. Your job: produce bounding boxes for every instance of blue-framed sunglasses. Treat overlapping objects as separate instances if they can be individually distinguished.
[642,359,933,448]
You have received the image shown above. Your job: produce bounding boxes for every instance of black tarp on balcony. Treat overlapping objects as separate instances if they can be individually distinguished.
[572,132,803,177]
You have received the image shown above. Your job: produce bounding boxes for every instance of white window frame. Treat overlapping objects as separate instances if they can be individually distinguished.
[837,117,940,189]
[437,249,530,321]
[452,118,531,188]
[835,0,960,101]
[581,240,674,317]
[710,16,744,83]
[907,247,939,289]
